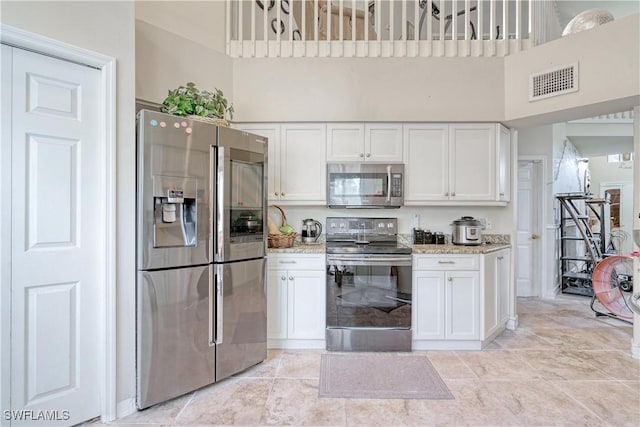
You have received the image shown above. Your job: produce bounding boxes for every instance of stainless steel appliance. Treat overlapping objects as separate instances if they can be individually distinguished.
[136,110,268,409]
[325,217,412,352]
[451,216,483,245]
[301,218,323,243]
[327,163,404,208]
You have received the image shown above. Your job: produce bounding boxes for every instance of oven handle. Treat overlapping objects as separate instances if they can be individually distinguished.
[327,255,412,266]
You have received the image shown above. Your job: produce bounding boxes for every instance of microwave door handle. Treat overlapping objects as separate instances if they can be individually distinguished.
[386,165,392,203]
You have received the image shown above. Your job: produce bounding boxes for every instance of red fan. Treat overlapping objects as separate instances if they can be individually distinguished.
[591,255,634,320]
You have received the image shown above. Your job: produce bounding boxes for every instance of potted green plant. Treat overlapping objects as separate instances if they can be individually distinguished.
[161,82,234,125]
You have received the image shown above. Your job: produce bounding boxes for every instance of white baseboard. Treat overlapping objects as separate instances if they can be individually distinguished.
[115,397,136,420]
[632,340,640,360]
[268,339,325,349]
[506,315,519,330]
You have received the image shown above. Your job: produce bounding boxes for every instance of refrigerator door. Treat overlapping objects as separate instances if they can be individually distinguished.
[137,110,213,270]
[214,258,267,380]
[213,126,268,262]
[136,265,215,409]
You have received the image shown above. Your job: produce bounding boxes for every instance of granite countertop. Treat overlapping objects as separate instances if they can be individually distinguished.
[268,241,326,254]
[411,243,511,254]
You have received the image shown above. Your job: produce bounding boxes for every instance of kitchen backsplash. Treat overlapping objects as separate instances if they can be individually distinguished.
[398,233,510,246]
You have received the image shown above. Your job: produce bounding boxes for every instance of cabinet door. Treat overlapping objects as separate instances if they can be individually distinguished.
[446,271,480,340]
[267,269,288,339]
[498,125,511,202]
[403,124,449,202]
[326,123,365,161]
[235,124,281,201]
[281,124,326,202]
[412,271,446,340]
[497,249,511,324]
[287,270,326,339]
[449,124,496,201]
[482,252,499,339]
[365,123,403,162]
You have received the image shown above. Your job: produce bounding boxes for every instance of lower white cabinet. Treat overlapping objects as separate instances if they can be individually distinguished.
[413,251,510,350]
[266,254,325,348]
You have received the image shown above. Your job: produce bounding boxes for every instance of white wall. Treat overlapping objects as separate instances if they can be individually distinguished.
[504,14,640,128]
[136,20,233,105]
[589,155,634,195]
[0,0,137,412]
[135,0,226,54]
[232,56,505,122]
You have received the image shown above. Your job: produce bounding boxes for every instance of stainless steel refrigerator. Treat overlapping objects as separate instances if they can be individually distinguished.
[136,110,268,409]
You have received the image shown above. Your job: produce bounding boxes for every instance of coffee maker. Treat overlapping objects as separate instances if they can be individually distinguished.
[301,218,323,243]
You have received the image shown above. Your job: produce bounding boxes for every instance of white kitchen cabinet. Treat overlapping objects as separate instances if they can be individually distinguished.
[412,255,480,343]
[266,254,325,348]
[327,123,403,162]
[236,123,326,204]
[482,248,511,339]
[449,124,496,201]
[498,125,511,202]
[405,123,509,204]
[403,124,449,202]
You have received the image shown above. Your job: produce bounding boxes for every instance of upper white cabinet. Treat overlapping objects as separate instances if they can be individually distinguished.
[327,123,403,162]
[236,123,326,204]
[498,125,511,202]
[405,123,509,204]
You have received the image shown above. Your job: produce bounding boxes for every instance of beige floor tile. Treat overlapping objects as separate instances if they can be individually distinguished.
[550,380,640,427]
[521,349,619,380]
[233,349,283,378]
[174,378,271,426]
[531,326,622,350]
[584,350,640,381]
[275,350,323,379]
[261,378,346,426]
[492,328,556,350]
[453,350,541,380]
[424,351,478,380]
[111,392,193,425]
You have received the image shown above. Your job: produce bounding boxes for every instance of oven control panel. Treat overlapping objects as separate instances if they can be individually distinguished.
[326,217,397,236]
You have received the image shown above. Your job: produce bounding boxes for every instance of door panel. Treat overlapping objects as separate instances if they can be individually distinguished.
[137,266,214,409]
[10,47,102,425]
[216,258,267,380]
[450,125,496,200]
[446,271,479,340]
[516,162,537,296]
[403,125,448,201]
[413,272,445,340]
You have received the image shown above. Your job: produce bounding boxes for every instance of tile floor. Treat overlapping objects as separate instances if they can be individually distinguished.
[97,295,639,426]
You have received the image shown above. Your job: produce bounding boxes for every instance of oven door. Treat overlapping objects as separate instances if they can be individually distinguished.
[326,254,412,329]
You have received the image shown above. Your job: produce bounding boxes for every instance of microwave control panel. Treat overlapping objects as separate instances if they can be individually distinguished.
[391,173,403,197]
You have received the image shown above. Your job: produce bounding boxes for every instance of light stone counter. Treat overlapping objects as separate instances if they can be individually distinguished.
[411,243,511,254]
[267,241,326,254]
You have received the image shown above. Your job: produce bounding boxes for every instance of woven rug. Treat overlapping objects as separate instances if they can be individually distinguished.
[319,353,454,400]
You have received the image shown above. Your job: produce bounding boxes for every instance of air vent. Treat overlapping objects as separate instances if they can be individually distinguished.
[529,63,578,101]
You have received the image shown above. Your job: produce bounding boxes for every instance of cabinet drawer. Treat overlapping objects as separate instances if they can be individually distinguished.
[413,255,480,271]
[268,254,325,270]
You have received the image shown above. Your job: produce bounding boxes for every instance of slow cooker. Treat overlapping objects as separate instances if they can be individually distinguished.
[451,216,483,245]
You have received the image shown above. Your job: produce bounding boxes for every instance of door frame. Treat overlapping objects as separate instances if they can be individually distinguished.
[517,155,549,297]
[0,24,117,423]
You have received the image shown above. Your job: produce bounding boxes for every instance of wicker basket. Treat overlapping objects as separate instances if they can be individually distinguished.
[268,205,297,248]
[187,115,229,127]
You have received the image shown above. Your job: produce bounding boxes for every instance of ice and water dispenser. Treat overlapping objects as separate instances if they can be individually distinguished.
[152,175,197,248]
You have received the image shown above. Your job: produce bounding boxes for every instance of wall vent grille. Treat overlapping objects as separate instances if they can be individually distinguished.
[529,63,578,101]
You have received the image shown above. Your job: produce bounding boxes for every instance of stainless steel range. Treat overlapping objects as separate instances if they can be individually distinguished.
[325,217,412,352]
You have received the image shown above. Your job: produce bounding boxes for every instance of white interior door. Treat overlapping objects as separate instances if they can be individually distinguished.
[516,161,540,297]
[8,46,102,426]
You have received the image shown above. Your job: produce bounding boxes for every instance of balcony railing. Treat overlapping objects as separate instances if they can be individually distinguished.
[227,0,537,58]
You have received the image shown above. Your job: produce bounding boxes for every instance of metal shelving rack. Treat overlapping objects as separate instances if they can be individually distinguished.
[556,193,610,296]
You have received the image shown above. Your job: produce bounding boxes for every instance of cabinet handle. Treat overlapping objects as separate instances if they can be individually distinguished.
[281,276,286,281]
[281,192,285,196]
[278,260,297,264]
[497,256,504,260]
[445,192,449,197]
[289,276,294,281]
[366,153,371,158]
[448,277,453,282]
[452,192,456,197]
[359,153,364,158]
[500,192,505,196]
[274,192,278,196]
[438,261,456,264]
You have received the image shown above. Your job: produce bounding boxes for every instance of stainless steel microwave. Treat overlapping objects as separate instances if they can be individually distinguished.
[327,163,404,208]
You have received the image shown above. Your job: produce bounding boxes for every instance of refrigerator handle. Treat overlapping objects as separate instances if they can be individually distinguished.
[208,267,215,346]
[214,146,225,262]
[214,265,224,345]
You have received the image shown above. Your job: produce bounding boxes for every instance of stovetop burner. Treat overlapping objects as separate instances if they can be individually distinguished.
[325,217,410,254]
